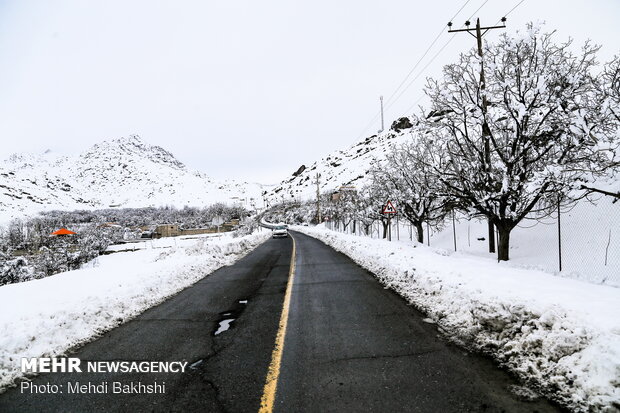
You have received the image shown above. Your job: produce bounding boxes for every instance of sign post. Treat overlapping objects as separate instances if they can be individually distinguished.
[382,200,397,241]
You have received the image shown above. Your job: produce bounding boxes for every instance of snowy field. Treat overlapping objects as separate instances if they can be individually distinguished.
[105,232,228,252]
[296,225,620,412]
[0,230,270,391]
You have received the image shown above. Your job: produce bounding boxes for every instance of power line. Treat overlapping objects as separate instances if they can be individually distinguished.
[398,0,527,118]
[468,0,490,22]
[388,34,457,113]
[504,0,526,18]
[354,0,474,140]
[384,0,473,108]
[385,0,491,117]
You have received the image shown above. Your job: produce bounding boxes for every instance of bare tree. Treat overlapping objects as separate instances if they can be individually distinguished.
[578,55,620,200]
[331,189,358,232]
[420,24,612,260]
[370,138,449,243]
[357,185,389,237]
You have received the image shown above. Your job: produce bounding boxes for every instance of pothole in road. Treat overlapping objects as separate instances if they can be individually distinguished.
[212,299,249,336]
[214,319,235,335]
[189,359,204,370]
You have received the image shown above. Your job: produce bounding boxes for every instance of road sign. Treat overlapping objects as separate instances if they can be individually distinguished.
[382,200,397,214]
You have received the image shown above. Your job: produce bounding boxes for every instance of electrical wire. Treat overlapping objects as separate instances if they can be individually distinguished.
[354,0,527,138]
[384,0,473,108]
[354,0,474,140]
[387,0,491,117]
[397,0,528,118]
[504,0,526,18]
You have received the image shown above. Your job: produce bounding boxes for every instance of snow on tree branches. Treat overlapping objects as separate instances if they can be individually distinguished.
[418,24,618,260]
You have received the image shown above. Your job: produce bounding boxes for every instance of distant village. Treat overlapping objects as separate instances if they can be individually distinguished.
[1,204,247,285]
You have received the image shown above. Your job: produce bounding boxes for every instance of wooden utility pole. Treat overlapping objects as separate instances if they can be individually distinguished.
[314,173,322,224]
[448,17,506,254]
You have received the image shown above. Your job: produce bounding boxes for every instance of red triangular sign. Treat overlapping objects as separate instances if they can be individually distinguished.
[382,200,397,214]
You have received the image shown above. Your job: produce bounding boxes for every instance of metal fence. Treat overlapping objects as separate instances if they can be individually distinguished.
[324,196,620,287]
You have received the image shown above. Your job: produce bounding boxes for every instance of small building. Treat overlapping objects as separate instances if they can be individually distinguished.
[155,224,181,238]
[152,220,242,238]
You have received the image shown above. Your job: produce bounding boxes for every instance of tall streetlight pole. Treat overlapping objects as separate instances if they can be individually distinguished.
[379,95,385,133]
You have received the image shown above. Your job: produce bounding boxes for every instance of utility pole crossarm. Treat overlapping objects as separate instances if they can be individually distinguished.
[448,24,505,33]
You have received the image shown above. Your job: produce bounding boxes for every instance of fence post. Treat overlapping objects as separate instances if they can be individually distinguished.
[452,210,457,252]
[605,229,611,266]
[427,221,430,246]
[558,197,562,272]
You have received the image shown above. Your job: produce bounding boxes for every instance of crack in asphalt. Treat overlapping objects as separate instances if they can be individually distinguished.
[182,252,284,412]
[323,348,443,364]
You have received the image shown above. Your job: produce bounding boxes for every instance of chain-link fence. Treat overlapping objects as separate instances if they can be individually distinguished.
[323,196,620,287]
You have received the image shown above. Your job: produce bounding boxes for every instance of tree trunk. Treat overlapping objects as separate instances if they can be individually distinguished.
[415,221,424,243]
[497,226,511,261]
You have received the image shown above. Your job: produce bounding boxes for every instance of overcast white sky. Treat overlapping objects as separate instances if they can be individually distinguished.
[0,0,618,183]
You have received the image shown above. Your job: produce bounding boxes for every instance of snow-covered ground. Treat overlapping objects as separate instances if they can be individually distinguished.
[296,225,620,412]
[0,229,270,391]
[340,196,620,287]
[104,232,228,252]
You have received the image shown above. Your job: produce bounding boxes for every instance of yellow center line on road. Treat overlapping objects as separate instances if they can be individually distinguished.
[258,234,297,413]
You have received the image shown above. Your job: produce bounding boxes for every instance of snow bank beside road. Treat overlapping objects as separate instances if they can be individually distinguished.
[296,226,620,412]
[0,230,270,390]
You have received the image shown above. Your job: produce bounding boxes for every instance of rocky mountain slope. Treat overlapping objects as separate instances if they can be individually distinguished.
[0,135,267,221]
[266,119,414,202]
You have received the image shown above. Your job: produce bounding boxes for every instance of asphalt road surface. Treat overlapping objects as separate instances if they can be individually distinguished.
[0,231,563,413]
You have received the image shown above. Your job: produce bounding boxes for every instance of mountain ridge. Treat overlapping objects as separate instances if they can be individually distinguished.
[0,135,268,222]
[265,122,414,202]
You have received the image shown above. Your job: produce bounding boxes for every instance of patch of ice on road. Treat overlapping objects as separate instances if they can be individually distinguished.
[239,300,248,304]
[214,319,235,335]
[422,318,435,324]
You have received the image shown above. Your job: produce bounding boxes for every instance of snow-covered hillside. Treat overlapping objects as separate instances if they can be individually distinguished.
[267,122,414,202]
[0,135,268,221]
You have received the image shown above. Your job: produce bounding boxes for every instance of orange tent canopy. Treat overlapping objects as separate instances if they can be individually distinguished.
[51,228,77,236]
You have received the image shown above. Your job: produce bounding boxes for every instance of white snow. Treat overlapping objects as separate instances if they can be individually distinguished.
[296,225,620,412]
[0,230,269,390]
[0,135,270,222]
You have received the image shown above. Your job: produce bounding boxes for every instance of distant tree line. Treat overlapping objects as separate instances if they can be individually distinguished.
[0,203,249,286]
